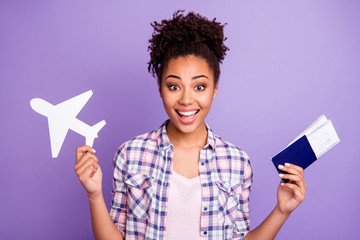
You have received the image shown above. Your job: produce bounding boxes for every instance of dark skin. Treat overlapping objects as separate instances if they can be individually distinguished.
[172,144,202,179]
[160,55,217,179]
[74,54,307,240]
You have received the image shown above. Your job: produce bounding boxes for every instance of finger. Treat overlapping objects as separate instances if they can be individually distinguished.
[279,163,306,191]
[279,173,307,194]
[279,173,303,183]
[75,152,98,171]
[75,159,97,176]
[76,145,95,162]
[79,164,98,184]
[75,157,99,176]
[282,163,304,176]
[297,177,307,193]
[281,182,306,202]
[285,163,304,172]
[278,164,303,177]
[76,145,91,162]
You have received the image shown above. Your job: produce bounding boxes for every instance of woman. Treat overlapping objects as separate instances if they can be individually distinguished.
[75,10,306,240]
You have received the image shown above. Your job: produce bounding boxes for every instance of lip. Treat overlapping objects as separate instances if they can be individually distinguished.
[176,108,199,112]
[175,108,199,124]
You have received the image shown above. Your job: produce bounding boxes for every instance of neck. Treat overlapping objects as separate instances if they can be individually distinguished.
[166,121,208,149]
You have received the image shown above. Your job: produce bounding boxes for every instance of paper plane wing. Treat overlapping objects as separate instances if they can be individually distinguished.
[48,117,70,158]
[54,90,93,119]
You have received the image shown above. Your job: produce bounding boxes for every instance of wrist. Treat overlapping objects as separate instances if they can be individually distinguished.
[87,190,103,202]
[274,204,291,220]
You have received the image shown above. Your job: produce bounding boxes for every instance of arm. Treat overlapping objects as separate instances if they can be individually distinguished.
[244,163,306,240]
[88,192,123,240]
[75,146,123,240]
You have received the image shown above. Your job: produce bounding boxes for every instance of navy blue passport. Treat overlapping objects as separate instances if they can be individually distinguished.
[271,135,317,183]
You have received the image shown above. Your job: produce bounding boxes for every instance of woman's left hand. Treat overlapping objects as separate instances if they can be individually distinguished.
[276,163,307,216]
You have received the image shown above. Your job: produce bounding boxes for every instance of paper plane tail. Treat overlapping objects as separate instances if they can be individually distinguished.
[93,120,106,135]
[86,120,106,147]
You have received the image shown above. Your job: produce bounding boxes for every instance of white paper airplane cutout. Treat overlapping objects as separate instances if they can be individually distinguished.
[30,90,106,158]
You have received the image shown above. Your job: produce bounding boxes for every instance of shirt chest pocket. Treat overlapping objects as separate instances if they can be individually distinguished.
[216,180,243,225]
[125,173,154,220]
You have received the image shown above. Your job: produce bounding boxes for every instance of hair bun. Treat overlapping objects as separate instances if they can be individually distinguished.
[148,10,229,85]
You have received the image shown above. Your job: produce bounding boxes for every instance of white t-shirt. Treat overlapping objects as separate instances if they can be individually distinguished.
[165,170,202,239]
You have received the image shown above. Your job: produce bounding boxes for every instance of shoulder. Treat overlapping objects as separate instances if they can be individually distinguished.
[213,134,251,163]
[121,130,158,151]
[117,130,158,157]
[114,128,159,162]
[212,133,253,183]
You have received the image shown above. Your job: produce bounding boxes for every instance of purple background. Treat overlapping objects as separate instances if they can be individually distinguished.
[1,1,359,239]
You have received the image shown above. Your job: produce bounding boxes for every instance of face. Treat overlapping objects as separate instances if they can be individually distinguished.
[160,55,218,135]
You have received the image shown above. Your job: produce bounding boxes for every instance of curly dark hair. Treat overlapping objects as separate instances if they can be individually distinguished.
[147,10,229,86]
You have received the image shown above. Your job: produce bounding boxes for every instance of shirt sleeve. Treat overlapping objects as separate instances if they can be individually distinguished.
[235,155,253,240]
[109,144,128,238]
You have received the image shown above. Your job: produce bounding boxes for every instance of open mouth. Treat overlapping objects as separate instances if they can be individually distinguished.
[175,110,200,118]
[176,110,199,117]
[175,109,200,124]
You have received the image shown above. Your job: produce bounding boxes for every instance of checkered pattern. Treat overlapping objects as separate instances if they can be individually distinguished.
[110,120,253,240]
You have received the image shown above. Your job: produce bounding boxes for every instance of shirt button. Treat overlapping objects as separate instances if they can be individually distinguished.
[201,162,205,166]
[203,231,207,235]
[160,226,164,231]
[204,207,208,211]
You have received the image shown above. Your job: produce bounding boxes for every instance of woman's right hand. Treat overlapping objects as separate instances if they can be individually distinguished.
[75,145,103,198]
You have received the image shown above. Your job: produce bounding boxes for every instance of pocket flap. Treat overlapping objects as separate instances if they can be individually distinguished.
[216,181,242,195]
[125,173,153,189]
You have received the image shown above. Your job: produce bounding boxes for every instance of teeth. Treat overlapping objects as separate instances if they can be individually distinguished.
[178,110,198,116]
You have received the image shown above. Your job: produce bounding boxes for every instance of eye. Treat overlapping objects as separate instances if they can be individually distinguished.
[195,85,205,91]
[168,84,179,91]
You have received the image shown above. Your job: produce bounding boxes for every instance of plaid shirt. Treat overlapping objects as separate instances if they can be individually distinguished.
[110,121,253,240]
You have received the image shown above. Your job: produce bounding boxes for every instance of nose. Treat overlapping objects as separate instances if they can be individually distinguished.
[178,87,194,105]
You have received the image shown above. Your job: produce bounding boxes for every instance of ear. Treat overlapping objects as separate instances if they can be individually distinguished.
[159,85,163,98]
[213,84,218,100]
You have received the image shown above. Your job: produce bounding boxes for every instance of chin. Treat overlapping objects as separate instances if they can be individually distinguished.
[170,117,204,135]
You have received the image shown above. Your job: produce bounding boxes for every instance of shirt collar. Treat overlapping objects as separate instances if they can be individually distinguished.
[205,123,216,151]
[157,120,216,152]
[157,120,173,151]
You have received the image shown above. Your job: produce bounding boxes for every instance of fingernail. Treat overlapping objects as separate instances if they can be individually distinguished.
[92,148,96,153]
[285,163,291,167]
[279,173,284,177]
[278,165,284,169]
[281,183,285,186]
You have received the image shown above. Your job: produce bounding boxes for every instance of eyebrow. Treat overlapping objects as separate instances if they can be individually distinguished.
[165,74,209,81]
